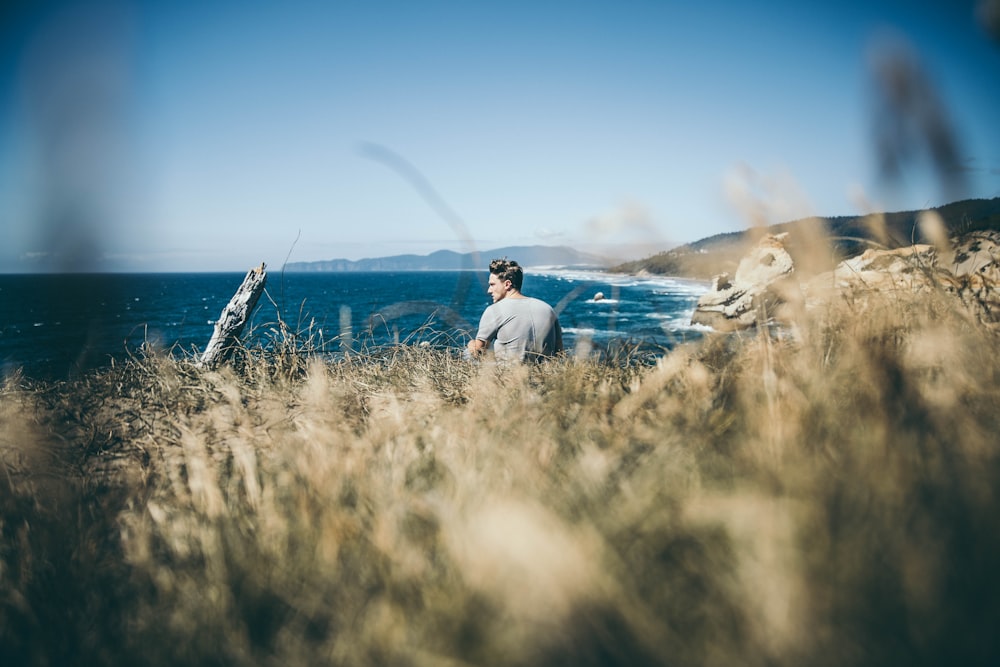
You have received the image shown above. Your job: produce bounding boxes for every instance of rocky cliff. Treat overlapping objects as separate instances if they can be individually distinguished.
[616,197,1000,281]
[691,228,1000,330]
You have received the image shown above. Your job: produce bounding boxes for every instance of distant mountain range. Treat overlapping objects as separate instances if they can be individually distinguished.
[285,198,1000,278]
[284,245,610,272]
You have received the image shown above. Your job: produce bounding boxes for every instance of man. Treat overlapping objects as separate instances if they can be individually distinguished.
[467,258,563,362]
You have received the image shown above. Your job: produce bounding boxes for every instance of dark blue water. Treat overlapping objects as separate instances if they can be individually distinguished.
[0,270,710,378]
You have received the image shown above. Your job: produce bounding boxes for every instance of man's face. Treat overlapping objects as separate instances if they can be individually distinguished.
[487,273,512,303]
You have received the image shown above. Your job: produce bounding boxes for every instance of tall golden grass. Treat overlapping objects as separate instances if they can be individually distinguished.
[2,275,999,666]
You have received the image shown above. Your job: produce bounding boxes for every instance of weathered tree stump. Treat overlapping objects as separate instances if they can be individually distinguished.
[199,263,267,368]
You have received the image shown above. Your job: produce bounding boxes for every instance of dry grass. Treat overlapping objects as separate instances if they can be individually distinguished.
[2,283,1000,666]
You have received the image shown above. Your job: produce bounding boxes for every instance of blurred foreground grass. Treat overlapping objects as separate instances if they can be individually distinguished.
[2,284,999,666]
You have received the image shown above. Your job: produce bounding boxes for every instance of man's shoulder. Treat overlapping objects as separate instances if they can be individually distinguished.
[489,296,557,315]
[526,296,557,313]
[500,296,549,309]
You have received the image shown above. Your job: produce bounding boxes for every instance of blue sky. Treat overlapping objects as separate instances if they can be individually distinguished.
[1,0,999,272]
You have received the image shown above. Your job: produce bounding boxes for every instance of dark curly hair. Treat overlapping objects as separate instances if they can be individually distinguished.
[489,258,523,291]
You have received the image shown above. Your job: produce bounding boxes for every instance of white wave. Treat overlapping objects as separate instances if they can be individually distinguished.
[536,268,710,294]
[562,326,641,339]
[646,310,714,333]
[646,311,692,321]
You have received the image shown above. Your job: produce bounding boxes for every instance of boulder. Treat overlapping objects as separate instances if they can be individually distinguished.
[949,231,1000,321]
[691,233,795,330]
[805,244,957,297]
[943,230,1000,277]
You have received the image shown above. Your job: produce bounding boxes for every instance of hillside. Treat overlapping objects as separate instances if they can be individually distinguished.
[612,197,1000,279]
[285,245,608,272]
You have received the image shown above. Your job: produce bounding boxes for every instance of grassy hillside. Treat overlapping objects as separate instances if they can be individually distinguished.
[3,280,1000,665]
[613,197,1000,279]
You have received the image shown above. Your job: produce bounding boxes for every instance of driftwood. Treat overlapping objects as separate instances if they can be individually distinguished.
[199,263,267,368]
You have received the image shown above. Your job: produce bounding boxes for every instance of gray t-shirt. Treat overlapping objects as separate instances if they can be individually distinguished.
[475,296,563,362]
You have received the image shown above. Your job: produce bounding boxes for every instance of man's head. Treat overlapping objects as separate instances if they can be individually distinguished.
[487,258,523,302]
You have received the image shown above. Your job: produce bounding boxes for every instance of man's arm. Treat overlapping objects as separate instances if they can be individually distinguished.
[469,304,498,358]
[467,337,487,357]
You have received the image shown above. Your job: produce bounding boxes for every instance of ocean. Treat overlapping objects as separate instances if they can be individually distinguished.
[0,269,711,379]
